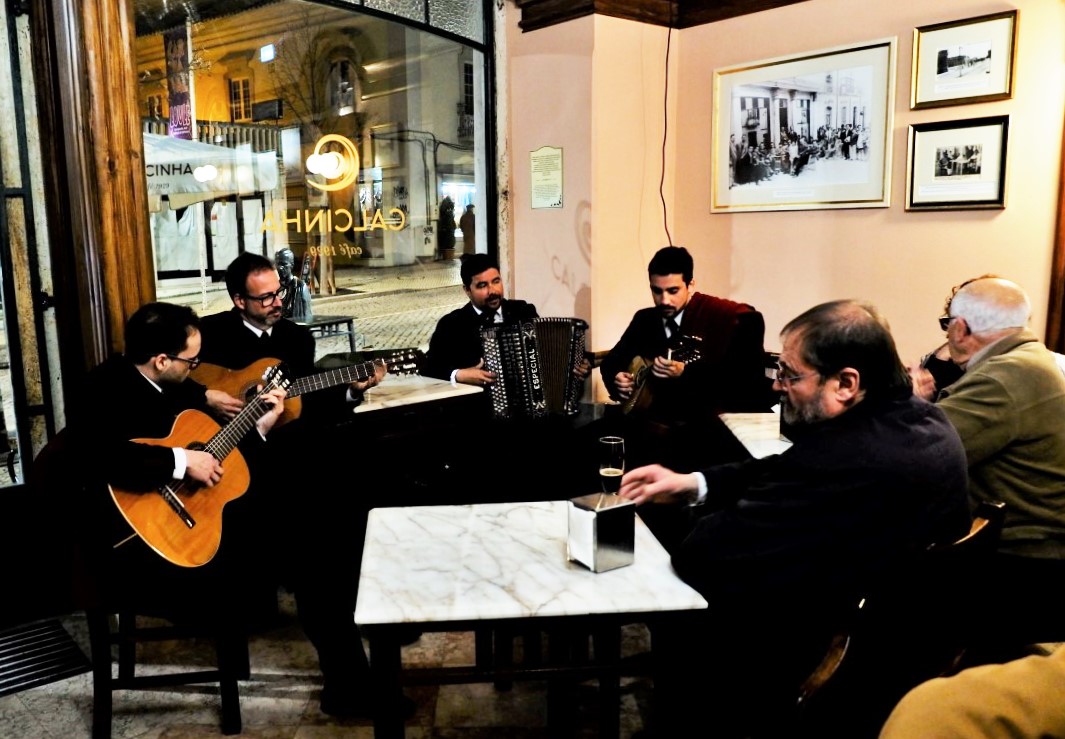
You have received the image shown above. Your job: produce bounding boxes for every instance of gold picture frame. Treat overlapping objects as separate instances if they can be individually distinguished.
[911,10,1018,110]
[905,115,1009,211]
[711,38,896,213]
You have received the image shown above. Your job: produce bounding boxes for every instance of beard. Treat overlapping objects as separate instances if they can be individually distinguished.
[780,386,830,427]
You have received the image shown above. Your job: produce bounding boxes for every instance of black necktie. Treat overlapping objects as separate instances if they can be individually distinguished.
[482,309,497,326]
[666,318,681,339]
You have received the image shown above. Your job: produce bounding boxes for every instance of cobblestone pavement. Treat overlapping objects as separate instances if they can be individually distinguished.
[163,258,466,362]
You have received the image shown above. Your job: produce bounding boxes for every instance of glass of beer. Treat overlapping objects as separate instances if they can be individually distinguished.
[598,436,625,494]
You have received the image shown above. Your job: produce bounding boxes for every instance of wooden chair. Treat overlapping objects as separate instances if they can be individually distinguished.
[31,431,247,738]
[794,501,1007,735]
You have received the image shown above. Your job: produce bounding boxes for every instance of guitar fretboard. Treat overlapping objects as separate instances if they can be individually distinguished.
[206,374,287,459]
[289,362,378,398]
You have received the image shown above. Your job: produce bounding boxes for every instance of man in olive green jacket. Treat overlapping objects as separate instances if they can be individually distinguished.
[937,276,1065,645]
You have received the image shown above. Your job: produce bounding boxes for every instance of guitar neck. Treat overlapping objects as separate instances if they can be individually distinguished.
[205,387,279,459]
[289,361,377,398]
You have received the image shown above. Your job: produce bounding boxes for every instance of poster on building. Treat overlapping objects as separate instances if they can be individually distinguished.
[164,25,194,140]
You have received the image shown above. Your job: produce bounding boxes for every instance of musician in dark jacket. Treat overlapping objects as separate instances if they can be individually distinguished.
[196,253,393,719]
[422,253,539,386]
[198,253,383,426]
[593,247,772,481]
[421,254,592,503]
[69,302,286,613]
[601,246,772,421]
[618,300,971,737]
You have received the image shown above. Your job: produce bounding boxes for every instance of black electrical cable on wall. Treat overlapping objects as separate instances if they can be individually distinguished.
[660,20,674,247]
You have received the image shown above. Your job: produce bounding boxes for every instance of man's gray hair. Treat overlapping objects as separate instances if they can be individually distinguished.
[950,277,1031,334]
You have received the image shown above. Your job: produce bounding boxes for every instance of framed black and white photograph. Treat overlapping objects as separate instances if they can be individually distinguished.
[906,115,1008,211]
[911,10,1018,109]
[711,38,896,213]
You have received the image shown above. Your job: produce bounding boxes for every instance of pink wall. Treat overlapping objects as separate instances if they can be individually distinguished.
[673,0,1065,360]
[507,15,595,326]
[504,0,1064,370]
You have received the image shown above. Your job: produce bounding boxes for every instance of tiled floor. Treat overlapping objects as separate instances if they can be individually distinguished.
[0,591,655,738]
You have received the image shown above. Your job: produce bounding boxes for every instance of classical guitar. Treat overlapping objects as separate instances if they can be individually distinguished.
[109,365,291,568]
[622,335,704,415]
[190,349,419,428]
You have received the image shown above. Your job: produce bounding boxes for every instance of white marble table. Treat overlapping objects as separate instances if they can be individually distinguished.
[355,501,707,737]
[719,411,793,459]
[353,373,482,414]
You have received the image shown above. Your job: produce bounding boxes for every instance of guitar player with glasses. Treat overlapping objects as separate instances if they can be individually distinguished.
[67,301,288,638]
[599,246,774,476]
[194,252,404,720]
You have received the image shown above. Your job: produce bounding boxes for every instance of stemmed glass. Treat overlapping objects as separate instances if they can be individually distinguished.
[598,436,625,494]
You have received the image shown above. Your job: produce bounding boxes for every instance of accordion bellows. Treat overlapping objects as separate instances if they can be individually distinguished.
[481,317,588,420]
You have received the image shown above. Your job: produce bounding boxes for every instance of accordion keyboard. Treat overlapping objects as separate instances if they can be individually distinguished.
[481,317,588,420]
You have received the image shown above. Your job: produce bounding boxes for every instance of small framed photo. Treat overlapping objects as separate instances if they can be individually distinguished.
[905,115,1008,211]
[911,10,1017,109]
[711,38,896,213]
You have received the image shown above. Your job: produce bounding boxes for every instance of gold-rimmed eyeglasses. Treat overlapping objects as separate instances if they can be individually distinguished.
[775,365,817,387]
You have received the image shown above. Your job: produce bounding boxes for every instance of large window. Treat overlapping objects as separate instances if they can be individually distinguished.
[135,0,490,363]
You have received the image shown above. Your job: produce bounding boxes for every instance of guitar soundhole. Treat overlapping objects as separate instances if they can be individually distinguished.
[243,386,259,403]
[186,441,207,452]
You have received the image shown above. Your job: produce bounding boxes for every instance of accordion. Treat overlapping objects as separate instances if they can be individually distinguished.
[481,317,588,420]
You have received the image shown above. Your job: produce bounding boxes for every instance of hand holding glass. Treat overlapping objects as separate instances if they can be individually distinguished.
[598,436,625,494]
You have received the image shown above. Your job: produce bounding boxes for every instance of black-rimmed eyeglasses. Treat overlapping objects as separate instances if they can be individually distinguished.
[243,286,289,307]
[166,354,202,370]
[938,315,956,332]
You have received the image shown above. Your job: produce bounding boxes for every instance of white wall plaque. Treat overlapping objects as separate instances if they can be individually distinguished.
[530,146,563,209]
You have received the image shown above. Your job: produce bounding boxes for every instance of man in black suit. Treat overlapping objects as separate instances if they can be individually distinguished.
[199,252,383,422]
[596,246,772,479]
[197,253,392,719]
[422,253,539,386]
[71,302,287,616]
[619,300,971,737]
[601,246,771,422]
[421,253,591,502]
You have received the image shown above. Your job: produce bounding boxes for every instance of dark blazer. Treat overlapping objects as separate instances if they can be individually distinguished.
[422,298,539,380]
[198,308,348,425]
[600,292,772,420]
[673,391,971,613]
[67,353,271,612]
[199,308,316,377]
[75,354,210,493]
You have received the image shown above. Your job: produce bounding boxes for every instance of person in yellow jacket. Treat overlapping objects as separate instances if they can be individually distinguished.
[880,646,1065,738]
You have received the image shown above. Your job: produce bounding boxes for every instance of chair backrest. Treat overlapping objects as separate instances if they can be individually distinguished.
[930,500,1005,557]
[795,500,1008,727]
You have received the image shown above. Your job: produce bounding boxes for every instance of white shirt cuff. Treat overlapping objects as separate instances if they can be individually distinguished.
[692,472,708,505]
[172,447,187,480]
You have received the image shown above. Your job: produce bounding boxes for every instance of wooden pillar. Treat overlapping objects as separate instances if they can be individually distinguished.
[31,0,154,371]
[1046,117,1065,353]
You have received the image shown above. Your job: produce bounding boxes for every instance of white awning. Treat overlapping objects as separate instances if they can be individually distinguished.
[142,132,279,210]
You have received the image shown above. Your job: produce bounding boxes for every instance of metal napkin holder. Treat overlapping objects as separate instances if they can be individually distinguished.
[567,493,635,573]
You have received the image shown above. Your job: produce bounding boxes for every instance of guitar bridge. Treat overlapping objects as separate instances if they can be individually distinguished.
[159,485,196,529]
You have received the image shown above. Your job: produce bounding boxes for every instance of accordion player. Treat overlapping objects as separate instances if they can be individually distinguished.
[481,317,589,420]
